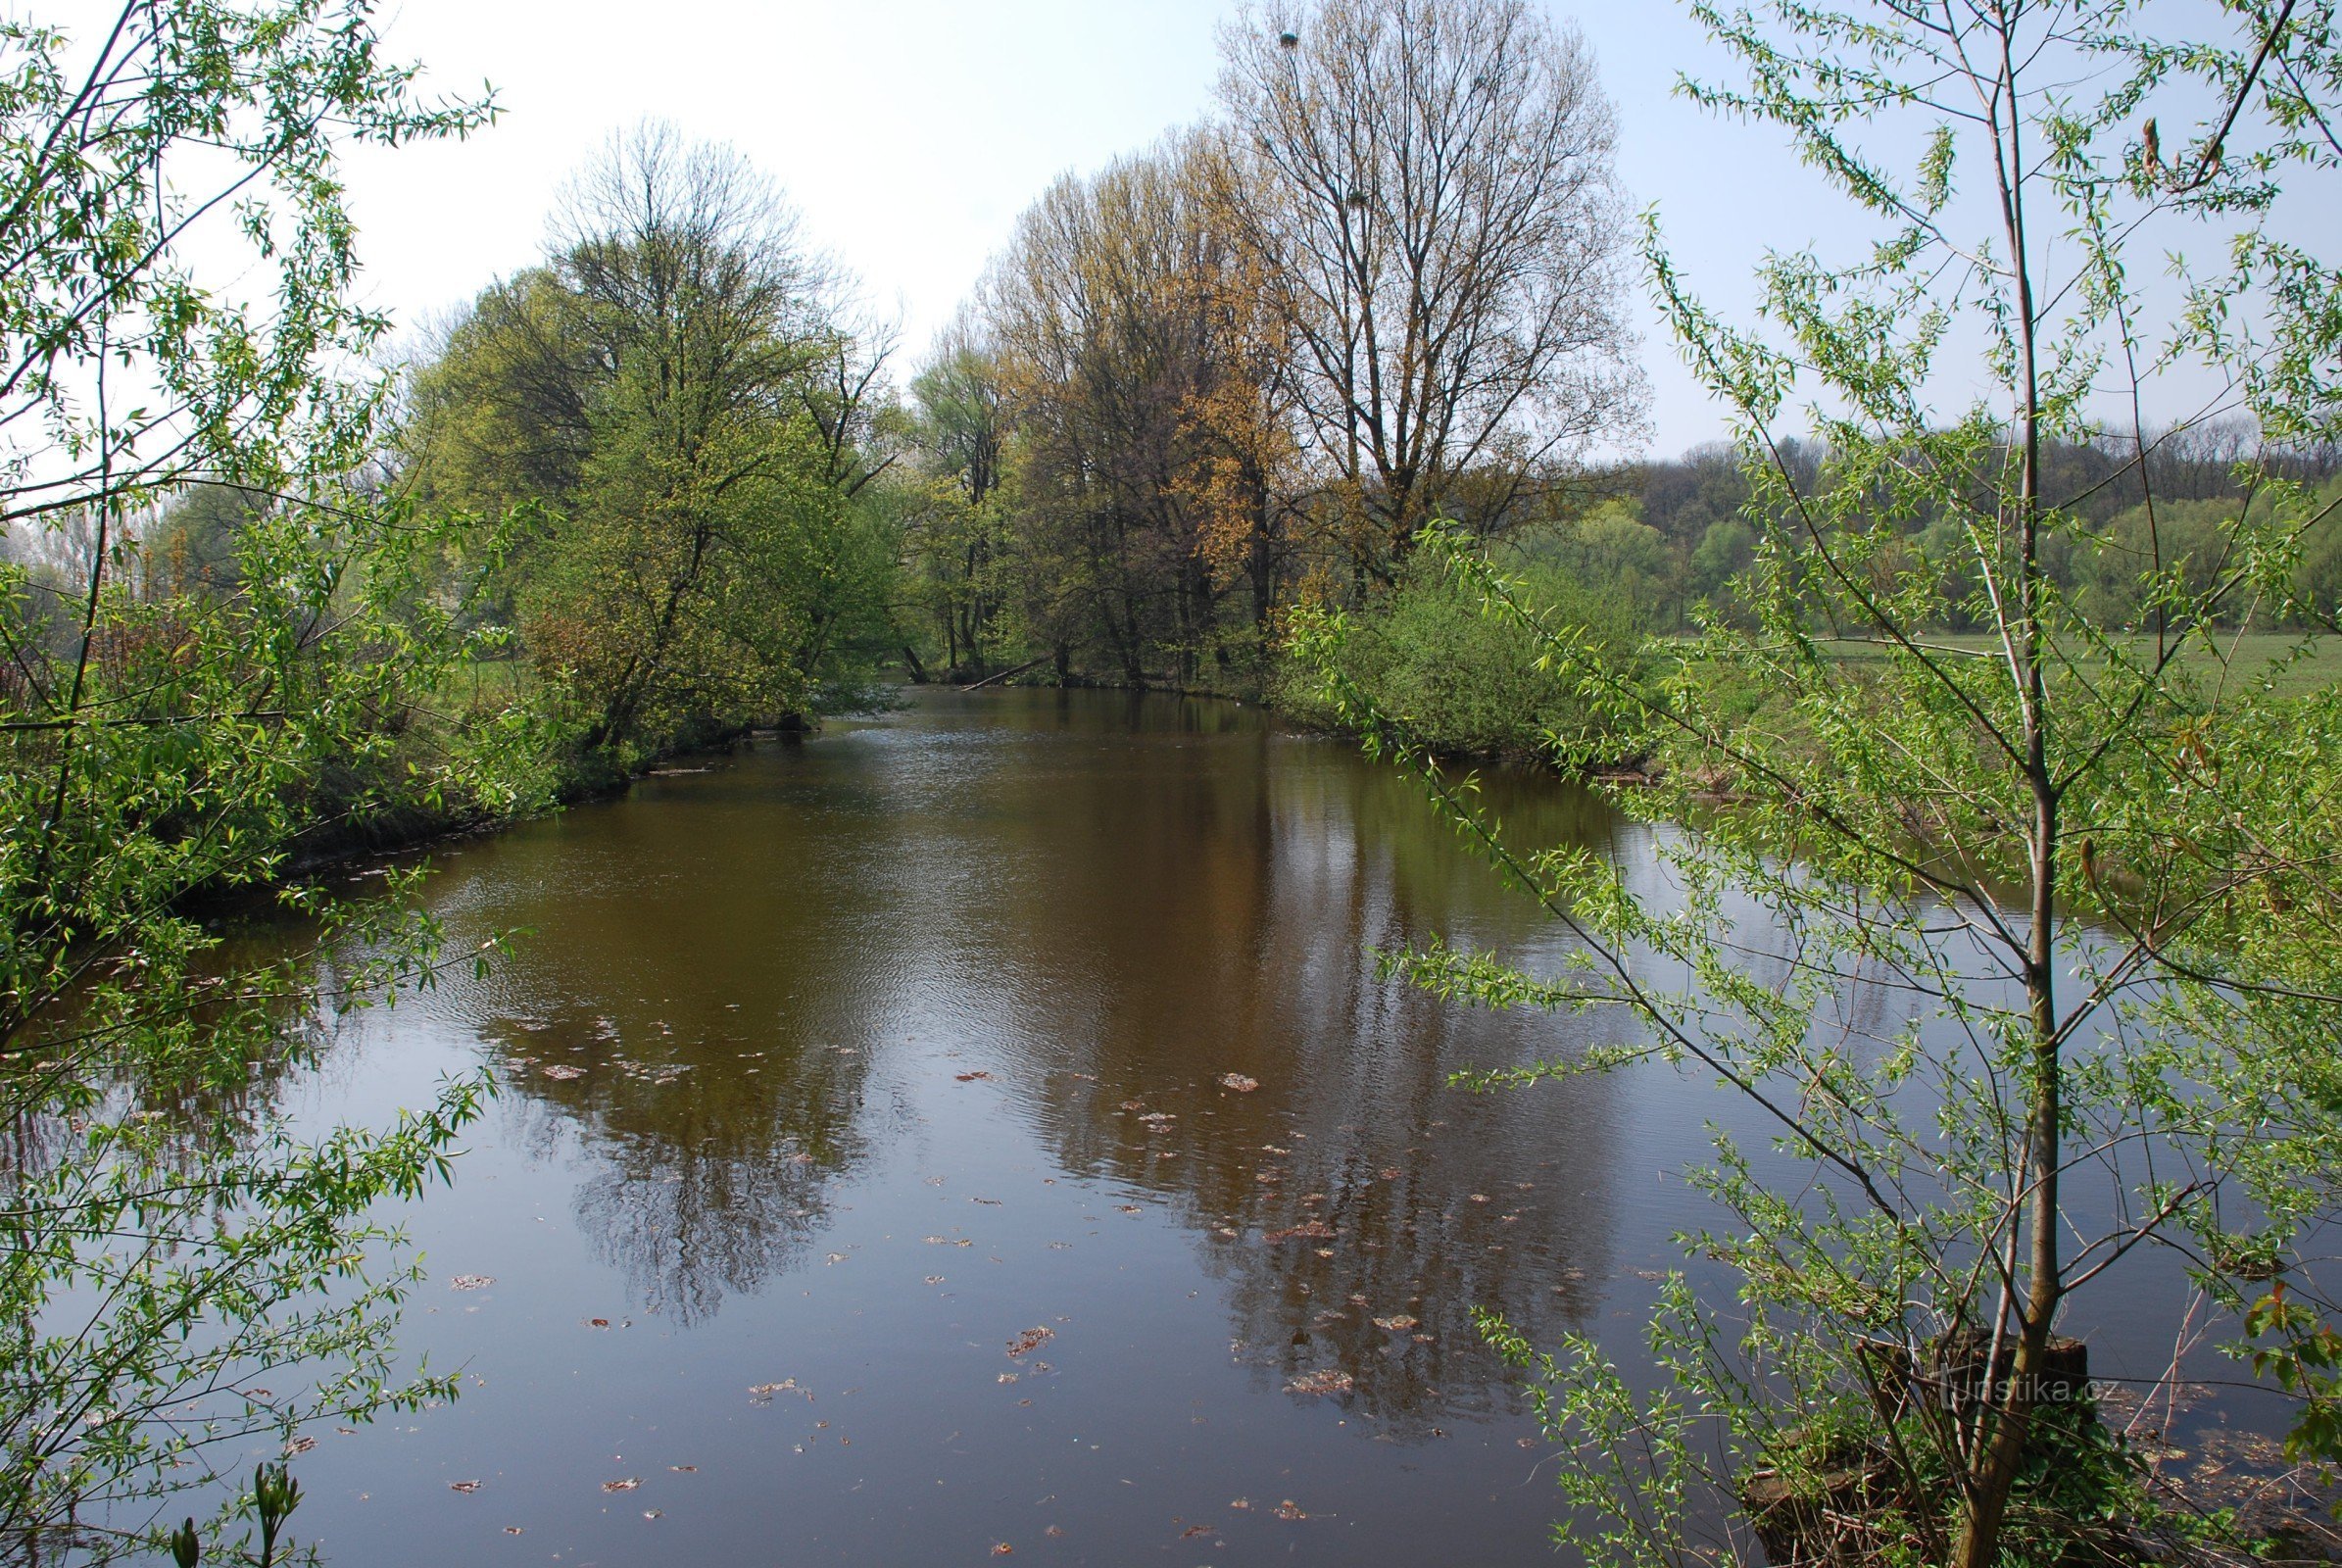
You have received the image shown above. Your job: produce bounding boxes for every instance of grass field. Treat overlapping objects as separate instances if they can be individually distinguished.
[1814,630,2342,702]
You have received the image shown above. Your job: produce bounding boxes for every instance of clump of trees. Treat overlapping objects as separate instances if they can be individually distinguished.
[403,124,902,767]
[1299,3,2342,1566]
[1571,429,2342,632]
[891,0,1643,698]
[890,0,2338,771]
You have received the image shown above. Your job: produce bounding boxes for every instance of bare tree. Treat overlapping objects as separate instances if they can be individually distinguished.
[802,305,901,499]
[1216,0,1644,569]
[550,121,839,446]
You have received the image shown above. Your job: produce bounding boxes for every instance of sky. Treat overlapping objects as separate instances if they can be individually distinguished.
[323,0,1832,456]
[44,0,2315,461]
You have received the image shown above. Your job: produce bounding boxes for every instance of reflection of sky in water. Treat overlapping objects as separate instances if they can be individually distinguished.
[229,689,2278,1566]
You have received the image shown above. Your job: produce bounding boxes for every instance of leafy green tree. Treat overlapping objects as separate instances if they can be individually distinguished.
[2070,496,2245,625]
[1685,516,1755,606]
[1521,501,1680,627]
[1277,548,1641,758]
[404,271,597,527]
[2294,475,2342,618]
[905,314,1010,678]
[1298,2,2342,1564]
[406,125,897,758]
[522,403,879,753]
[0,4,543,1559]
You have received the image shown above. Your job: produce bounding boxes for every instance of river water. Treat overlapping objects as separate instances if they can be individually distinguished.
[248,689,2251,1566]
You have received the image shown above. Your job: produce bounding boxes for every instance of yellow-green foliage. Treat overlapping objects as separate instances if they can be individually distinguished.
[1278,545,1646,760]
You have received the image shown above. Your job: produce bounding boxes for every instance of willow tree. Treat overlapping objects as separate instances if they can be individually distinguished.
[1217,0,1643,573]
[0,4,535,1560]
[1298,1,2342,1564]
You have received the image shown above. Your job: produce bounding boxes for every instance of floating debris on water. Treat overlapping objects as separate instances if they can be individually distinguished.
[1285,1369,1353,1396]
[1005,1326,1055,1359]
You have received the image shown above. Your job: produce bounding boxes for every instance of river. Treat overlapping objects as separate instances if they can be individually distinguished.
[240,688,2261,1565]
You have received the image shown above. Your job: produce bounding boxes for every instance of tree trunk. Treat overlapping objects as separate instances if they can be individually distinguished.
[1956,58,2060,1561]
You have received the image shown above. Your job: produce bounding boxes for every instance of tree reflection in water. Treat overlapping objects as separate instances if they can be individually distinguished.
[423,692,1649,1418]
[488,1002,875,1326]
[989,710,1642,1434]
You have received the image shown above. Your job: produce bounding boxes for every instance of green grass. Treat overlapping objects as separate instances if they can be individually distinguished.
[437,656,537,710]
[1813,631,2342,703]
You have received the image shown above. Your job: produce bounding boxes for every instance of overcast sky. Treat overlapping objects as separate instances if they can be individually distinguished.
[320,0,1850,456]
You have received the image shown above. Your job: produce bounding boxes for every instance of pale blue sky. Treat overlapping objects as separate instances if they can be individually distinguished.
[336,0,1830,454]
[45,0,2307,459]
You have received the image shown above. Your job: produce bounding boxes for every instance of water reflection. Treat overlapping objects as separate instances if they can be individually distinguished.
[147,687,2281,1568]
[175,690,1720,1567]
[399,753,917,1326]
[969,715,1639,1432]
[417,694,1646,1422]
[480,1005,872,1326]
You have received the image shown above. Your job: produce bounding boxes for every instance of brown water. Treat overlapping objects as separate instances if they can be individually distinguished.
[247,689,2234,1566]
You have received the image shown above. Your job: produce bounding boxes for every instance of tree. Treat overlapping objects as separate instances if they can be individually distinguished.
[1171,170,1313,650]
[931,0,1645,688]
[0,4,535,1559]
[403,270,599,535]
[1296,2,2342,1564]
[1524,499,1678,627]
[1216,0,1643,572]
[801,305,903,502]
[975,129,1329,688]
[140,484,269,598]
[905,310,1009,677]
[542,124,841,752]
[407,124,897,758]
[988,136,1237,686]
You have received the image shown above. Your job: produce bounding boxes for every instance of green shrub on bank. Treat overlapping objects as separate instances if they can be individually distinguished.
[1275,547,1647,761]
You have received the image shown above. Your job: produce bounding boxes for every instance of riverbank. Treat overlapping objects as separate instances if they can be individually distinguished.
[275,692,766,881]
[908,633,1617,772]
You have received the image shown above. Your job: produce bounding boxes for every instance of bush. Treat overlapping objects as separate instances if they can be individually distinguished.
[1275,544,1646,761]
